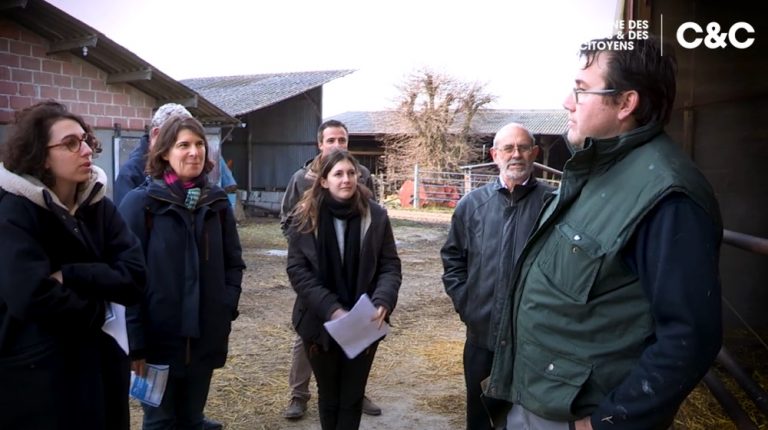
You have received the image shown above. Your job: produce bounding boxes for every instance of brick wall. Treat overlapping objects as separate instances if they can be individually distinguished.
[0,18,155,131]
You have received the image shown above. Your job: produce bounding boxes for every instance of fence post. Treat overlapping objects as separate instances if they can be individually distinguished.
[377,175,385,203]
[413,164,420,208]
[463,170,472,197]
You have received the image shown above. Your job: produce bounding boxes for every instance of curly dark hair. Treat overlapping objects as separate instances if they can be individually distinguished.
[145,115,214,178]
[1,100,101,187]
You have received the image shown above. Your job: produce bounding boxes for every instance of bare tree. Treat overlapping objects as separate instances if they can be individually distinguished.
[383,69,495,179]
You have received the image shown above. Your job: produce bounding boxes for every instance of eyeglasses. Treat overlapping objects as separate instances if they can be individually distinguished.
[47,133,101,157]
[496,144,534,154]
[572,88,617,104]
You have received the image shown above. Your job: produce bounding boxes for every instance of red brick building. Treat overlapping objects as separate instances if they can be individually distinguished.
[0,19,154,129]
[0,0,236,193]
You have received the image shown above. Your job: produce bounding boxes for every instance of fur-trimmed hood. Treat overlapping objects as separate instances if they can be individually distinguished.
[0,163,107,214]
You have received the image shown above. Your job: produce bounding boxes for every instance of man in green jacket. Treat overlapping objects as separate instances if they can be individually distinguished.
[486,35,723,430]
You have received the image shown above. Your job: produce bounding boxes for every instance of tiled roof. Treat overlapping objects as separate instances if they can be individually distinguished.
[471,109,569,135]
[328,109,568,136]
[182,70,355,117]
[328,111,407,134]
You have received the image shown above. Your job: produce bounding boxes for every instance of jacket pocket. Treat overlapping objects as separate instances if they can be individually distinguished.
[292,305,307,332]
[537,223,604,303]
[518,340,592,420]
[0,340,56,369]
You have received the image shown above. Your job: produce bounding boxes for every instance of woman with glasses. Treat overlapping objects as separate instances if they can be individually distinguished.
[0,100,146,429]
[118,115,245,429]
[286,150,401,430]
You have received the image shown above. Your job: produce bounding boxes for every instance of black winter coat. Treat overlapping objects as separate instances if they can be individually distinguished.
[119,178,245,374]
[441,177,553,350]
[0,165,145,429]
[287,201,401,349]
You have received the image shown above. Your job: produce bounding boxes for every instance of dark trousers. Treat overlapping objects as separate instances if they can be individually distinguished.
[464,341,509,430]
[304,340,378,430]
[100,334,131,430]
[142,363,214,430]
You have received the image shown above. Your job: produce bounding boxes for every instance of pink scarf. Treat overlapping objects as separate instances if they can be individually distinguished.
[163,171,196,189]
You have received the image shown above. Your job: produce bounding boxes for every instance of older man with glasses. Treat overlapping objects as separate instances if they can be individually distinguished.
[441,122,554,430]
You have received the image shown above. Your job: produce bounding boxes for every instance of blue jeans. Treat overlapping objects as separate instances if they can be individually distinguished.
[142,364,213,430]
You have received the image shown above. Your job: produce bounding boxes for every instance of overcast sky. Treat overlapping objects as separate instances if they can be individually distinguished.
[47,0,619,117]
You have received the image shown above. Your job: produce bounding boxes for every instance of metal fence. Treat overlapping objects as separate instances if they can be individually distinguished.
[412,165,495,207]
[705,230,768,428]
[379,163,560,208]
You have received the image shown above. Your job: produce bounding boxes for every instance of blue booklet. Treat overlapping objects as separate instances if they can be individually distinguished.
[129,363,170,407]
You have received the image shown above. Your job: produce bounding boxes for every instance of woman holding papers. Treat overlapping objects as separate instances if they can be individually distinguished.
[286,150,401,430]
[0,101,145,429]
[118,115,245,429]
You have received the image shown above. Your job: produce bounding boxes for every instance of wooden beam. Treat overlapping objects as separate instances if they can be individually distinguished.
[682,105,695,159]
[197,116,238,125]
[48,35,98,54]
[200,116,240,124]
[106,69,152,84]
[0,0,28,11]
[156,96,198,109]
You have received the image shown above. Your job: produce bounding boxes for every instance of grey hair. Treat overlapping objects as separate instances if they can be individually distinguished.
[150,103,192,129]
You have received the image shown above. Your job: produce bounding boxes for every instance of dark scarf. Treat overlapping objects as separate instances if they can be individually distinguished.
[316,192,362,309]
[161,170,207,337]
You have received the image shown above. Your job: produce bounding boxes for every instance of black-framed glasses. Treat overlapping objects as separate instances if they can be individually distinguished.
[47,133,101,156]
[572,88,617,104]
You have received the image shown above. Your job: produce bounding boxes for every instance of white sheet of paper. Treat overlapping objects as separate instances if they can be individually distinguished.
[101,302,128,354]
[323,294,389,359]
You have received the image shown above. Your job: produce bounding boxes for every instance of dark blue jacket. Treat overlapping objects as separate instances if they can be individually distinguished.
[113,134,149,206]
[118,179,245,373]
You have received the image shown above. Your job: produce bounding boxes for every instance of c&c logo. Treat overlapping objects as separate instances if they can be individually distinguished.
[676,22,755,49]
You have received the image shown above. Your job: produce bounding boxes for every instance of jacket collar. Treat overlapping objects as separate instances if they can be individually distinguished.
[145,177,227,209]
[568,122,664,175]
[303,154,322,182]
[494,175,541,203]
[0,163,106,214]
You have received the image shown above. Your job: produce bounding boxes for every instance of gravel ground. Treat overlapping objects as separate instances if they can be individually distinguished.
[127,210,760,429]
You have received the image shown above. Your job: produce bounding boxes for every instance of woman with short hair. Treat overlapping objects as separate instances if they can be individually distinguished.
[118,115,245,430]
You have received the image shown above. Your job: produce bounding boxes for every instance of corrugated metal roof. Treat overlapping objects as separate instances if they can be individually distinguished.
[182,70,355,117]
[472,109,569,135]
[1,0,238,125]
[329,109,569,136]
[328,111,407,134]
